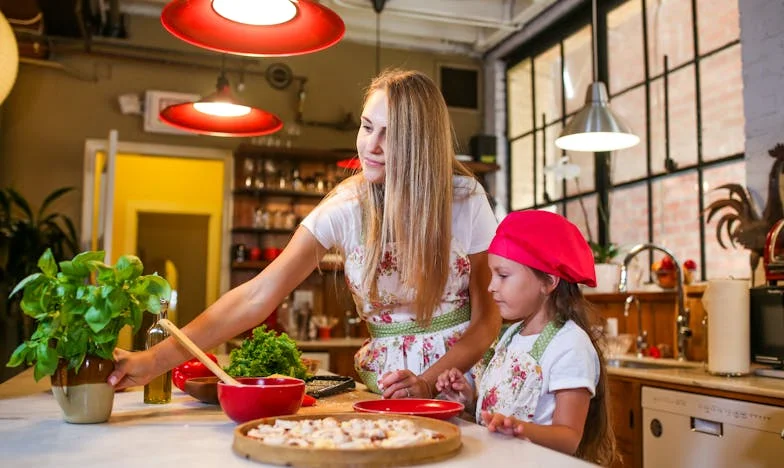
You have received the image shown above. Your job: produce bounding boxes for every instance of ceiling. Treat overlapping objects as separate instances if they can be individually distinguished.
[120,0,561,56]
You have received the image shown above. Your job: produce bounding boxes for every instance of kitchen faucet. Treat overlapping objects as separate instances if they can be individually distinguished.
[618,243,692,361]
[624,294,647,357]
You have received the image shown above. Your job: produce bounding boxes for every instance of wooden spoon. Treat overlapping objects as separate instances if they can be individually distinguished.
[158,319,242,386]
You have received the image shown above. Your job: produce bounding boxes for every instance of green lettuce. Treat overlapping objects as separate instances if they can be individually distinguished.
[225,325,308,379]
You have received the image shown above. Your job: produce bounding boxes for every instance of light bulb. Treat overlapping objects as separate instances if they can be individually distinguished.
[194,101,252,117]
[211,0,297,26]
[554,132,640,153]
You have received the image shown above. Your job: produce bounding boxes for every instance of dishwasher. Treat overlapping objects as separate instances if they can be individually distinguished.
[642,387,784,467]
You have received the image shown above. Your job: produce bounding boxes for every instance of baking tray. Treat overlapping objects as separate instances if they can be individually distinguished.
[305,375,356,398]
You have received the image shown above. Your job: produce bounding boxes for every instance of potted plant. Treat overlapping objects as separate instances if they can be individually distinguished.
[1,187,79,382]
[5,248,171,423]
[588,241,622,293]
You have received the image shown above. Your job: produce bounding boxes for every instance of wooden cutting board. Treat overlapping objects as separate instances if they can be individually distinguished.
[233,413,462,467]
[298,388,381,416]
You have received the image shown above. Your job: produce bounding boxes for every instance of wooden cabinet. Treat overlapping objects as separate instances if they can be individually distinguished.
[608,376,642,468]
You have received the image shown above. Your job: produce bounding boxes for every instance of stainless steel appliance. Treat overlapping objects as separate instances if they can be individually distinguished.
[642,387,784,467]
[751,219,784,376]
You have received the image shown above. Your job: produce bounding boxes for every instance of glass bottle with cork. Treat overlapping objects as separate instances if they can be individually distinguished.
[144,299,172,404]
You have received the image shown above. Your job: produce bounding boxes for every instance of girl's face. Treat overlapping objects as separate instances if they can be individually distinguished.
[356,90,388,184]
[487,254,554,322]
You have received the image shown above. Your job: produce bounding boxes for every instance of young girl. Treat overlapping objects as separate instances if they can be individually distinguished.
[108,70,501,400]
[436,210,616,466]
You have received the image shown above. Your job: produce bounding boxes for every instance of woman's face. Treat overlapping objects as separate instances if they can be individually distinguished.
[356,90,388,184]
[487,254,552,322]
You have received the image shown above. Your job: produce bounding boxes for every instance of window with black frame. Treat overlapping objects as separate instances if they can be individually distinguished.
[505,0,746,281]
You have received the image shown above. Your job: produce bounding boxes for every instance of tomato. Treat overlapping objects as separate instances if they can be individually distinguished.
[301,394,317,407]
[172,353,219,391]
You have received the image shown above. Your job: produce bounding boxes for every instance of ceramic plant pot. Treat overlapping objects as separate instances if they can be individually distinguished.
[592,263,621,293]
[50,355,115,424]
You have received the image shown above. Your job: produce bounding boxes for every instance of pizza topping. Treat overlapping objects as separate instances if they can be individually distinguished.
[246,417,444,449]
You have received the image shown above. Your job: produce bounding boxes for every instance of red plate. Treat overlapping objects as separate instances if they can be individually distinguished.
[353,399,464,420]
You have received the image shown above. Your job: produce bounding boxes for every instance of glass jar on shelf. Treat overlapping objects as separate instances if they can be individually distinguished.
[242,158,255,188]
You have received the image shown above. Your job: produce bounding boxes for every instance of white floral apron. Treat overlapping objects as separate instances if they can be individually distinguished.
[475,321,561,423]
[344,241,473,394]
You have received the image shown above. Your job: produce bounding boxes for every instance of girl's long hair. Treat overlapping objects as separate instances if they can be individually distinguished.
[359,69,472,324]
[532,270,618,466]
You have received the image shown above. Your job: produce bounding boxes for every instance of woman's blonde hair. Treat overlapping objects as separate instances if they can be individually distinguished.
[359,69,472,324]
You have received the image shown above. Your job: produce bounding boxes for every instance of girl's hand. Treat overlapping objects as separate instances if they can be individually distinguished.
[481,411,525,437]
[435,368,473,404]
[107,348,160,390]
[379,370,432,399]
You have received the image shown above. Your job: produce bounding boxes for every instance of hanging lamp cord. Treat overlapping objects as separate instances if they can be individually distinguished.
[591,0,598,82]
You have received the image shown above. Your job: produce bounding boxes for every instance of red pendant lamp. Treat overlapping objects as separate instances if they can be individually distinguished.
[159,72,283,137]
[161,0,345,57]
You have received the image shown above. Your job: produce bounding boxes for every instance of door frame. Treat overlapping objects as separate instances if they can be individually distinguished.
[81,139,234,294]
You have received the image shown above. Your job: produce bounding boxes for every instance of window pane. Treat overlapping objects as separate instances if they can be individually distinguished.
[610,87,648,184]
[565,194,597,244]
[700,46,744,161]
[563,26,593,116]
[610,181,649,248]
[608,0,644,93]
[565,151,595,196]
[646,0,694,76]
[510,135,535,210]
[507,59,533,138]
[534,45,562,123]
[703,160,751,279]
[538,123,565,203]
[651,171,700,271]
[650,66,697,174]
[697,0,739,54]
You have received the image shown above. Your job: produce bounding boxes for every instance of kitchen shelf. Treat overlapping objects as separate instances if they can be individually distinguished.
[235,144,355,163]
[233,188,327,199]
[232,260,343,272]
[231,227,294,235]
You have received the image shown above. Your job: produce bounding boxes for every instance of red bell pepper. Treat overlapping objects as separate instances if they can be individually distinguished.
[301,394,317,407]
[172,353,218,391]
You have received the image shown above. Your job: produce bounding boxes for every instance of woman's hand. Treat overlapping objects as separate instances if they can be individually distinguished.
[435,368,473,405]
[107,348,160,390]
[480,411,525,437]
[379,370,432,399]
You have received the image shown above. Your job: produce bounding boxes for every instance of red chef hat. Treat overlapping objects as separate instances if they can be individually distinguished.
[488,210,597,287]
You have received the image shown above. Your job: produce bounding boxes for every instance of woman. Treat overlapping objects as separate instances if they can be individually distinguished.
[108,69,501,399]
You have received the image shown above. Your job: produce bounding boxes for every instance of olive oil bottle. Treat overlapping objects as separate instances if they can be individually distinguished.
[144,300,172,404]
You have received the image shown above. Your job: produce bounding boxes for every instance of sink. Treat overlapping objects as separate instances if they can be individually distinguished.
[606,358,701,370]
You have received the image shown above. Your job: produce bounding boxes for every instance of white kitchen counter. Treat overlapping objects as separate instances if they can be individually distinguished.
[0,370,595,467]
[607,356,784,401]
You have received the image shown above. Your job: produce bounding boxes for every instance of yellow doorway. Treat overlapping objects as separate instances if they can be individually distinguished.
[101,152,226,349]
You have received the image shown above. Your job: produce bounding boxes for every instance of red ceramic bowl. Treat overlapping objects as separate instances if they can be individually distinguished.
[217,377,306,424]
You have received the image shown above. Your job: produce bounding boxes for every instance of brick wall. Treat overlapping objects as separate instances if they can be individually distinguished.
[739,0,784,207]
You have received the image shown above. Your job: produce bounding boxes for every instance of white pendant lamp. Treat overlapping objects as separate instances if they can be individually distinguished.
[555,0,639,153]
[0,12,19,105]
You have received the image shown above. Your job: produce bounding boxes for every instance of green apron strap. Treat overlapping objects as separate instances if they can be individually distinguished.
[529,321,562,362]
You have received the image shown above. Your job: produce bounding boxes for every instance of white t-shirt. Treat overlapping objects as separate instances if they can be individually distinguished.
[504,320,600,425]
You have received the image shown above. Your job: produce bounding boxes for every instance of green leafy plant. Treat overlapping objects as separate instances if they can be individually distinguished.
[226,325,308,379]
[589,241,620,264]
[5,249,171,381]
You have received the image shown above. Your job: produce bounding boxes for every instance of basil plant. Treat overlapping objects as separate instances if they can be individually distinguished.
[6,249,171,381]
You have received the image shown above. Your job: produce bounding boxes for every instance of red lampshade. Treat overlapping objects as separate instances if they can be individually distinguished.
[159,76,283,137]
[161,0,345,57]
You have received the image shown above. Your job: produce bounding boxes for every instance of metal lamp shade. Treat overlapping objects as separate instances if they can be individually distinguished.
[161,0,345,57]
[555,82,640,152]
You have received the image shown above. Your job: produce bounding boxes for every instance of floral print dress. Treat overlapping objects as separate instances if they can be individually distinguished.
[475,321,561,423]
[348,240,473,393]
